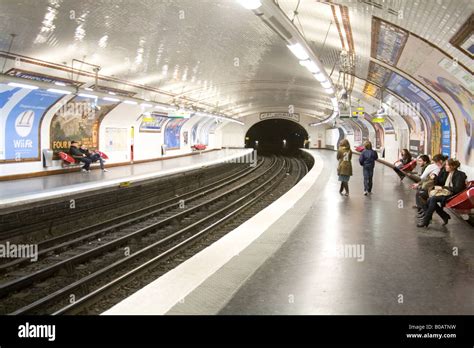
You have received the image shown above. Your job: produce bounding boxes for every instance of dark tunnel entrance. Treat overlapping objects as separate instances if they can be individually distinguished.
[245,119,309,156]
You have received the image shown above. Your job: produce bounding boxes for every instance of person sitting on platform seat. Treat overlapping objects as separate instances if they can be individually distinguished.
[359,140,378,196]
[337,139,353,196]
[393,149,412,181]
[80,145,109,172]
[412,154,446,212]
[69,141,91,173]
[417,159,467,228]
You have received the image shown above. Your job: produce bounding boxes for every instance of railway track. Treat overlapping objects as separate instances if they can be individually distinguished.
[0,155,308,315]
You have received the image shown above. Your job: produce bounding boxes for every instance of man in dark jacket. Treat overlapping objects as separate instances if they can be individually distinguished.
[69,141,91,172]
[359,141,378,195]
[418,159,467,227]
[80,145,108,172]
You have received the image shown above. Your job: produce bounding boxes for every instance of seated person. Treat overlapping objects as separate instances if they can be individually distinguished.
[79,145,109,172]
[412,154,445,211]
[393,149,412,180]
[416,155,431,177]
[69,140,92,172]
[417,159,467,227]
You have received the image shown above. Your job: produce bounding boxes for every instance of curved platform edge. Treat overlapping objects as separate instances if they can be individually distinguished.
[102,150,325,315]
[0,149,254,210]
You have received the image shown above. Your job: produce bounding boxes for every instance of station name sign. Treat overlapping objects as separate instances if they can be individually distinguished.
[259,112,300,122]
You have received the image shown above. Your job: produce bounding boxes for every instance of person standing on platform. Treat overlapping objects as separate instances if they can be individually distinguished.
[359,140,378,196]
[337,139,353,196]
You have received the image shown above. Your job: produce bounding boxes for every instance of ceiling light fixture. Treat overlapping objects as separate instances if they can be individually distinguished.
[236,0,262,10]
[313,72,326,82]
[103,96,120,102]
[7,82,39,90]
[321,81,332,89]
[287,43,309,60]
[47,88,71,95]
[299,59,321,74]
[78,93,98,99]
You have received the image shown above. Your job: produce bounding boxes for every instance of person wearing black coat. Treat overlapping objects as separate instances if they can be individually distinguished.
[417,159,467,227]
[359,141,378,195]
[69,141,91,172]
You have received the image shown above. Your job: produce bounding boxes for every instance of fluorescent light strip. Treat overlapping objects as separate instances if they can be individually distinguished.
[124,100,138,105]
[54,82,67,86]
[287,43,309,60]
[236,0,262,10]
[313,72,326,82]
[300,60,320,74]
[7,82,39,90]
[84,87,94,91]
[78,93,98,99]
[140,103,152,108]
[47,88,71,95]
[321,81,331,89]
[103,97,120,102]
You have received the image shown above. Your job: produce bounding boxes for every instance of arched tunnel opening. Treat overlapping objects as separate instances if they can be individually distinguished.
[245,119,309,156]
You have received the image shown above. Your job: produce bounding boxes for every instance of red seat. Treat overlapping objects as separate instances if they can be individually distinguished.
[58,151,77,164]
[354,145,364,152]
[192,144,206,151]
[446,181,474,213]
[95,150,109,159]
[400,159,417,173]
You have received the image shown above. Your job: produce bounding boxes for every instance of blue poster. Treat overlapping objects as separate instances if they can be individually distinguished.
[4,87,62,160]
[387,73,451,157]
[164,118,187,149]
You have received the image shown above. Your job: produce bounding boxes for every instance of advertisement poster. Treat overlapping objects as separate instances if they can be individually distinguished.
[199,119,216,145]
[50,96,119,156]
[191,118,208,145]
[371,17,408,66]
[1,85,62,160]
[139,112,168,132]
[353,118,369,141]
[397,34,473,166]
[104,127,128,152]
[386,73,451,157]
[164,118,187,149]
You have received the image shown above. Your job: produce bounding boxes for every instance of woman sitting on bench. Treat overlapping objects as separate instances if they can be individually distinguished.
[417,159,467,227]
[393,149,412,181]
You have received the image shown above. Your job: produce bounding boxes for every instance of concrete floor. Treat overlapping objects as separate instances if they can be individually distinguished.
[219,150,474,315]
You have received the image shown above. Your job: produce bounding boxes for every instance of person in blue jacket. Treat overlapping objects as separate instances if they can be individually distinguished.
[359,141,378,195]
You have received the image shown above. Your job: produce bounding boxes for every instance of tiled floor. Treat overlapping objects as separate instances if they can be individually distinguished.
[219,150,474,314]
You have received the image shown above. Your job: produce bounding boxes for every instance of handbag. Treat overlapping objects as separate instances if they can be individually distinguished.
[429,187,451,197]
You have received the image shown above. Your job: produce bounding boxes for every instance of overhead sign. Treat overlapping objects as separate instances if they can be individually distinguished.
[260,112,300,122]
[6,68,83,87]
[372,117,385,123]
[352,107,364,116]
[169,109,191,118]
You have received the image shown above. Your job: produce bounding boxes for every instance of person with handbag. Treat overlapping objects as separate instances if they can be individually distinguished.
[417,159,467,227]
[337,139,353,196]
[412,154,446,211]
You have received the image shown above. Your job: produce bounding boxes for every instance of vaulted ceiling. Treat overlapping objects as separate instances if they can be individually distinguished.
[0,0,472,120]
